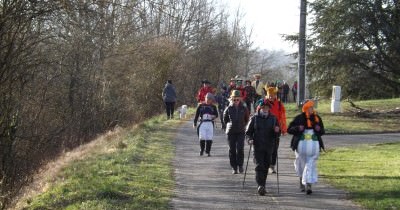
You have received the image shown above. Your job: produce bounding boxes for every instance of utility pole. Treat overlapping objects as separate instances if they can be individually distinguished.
[298,0,307,106]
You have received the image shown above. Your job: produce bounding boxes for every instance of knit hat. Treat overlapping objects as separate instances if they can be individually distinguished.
[302,100,314,112]
[266,87,278,97]
[230,90,241,99]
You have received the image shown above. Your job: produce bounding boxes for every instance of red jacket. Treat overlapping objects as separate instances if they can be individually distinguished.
[197,86,214,102]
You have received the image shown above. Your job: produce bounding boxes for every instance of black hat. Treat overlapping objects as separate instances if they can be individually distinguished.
[202,79,211,84]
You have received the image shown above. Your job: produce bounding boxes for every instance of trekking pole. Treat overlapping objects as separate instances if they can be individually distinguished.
[242,144,252,188]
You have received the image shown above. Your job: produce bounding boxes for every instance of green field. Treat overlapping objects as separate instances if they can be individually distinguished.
[319,142,400,209]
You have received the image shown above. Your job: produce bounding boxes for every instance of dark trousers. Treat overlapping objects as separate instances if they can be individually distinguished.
[254,150,272,187]
[164,102,175,119]
[227,133,245,169]
[271,138,280,166]
[200,140,213,154]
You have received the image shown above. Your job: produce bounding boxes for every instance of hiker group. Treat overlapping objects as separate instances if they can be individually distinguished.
[189,74,325,196]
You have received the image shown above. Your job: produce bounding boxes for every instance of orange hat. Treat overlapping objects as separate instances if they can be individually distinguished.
[302,100,315,113]
[266,87,278,97]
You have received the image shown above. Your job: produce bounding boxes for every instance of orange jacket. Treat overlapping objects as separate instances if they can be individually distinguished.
[269,99,287,134]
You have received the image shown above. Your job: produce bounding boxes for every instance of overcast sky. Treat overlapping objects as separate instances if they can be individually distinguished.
[219,0,302,52]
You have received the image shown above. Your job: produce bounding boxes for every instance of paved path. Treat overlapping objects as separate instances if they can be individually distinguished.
[170,120,400,210]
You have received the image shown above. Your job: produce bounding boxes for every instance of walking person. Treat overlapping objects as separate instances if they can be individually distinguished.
[282,81,290,103]
[245,99,280,195]
[196,79,215,103]
[193,93,219,156]
[265,87,287,174]
[251,74,265,107]
[162,80,177,120]
[215,86,229,130]
[288,100,325,194]
[223,90,250,174]
[244,80,256,113]
[292,81,298,102]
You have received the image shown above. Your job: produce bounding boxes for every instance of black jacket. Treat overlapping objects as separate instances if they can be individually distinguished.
[245,112,279,152]
[287,112,325,151]
[223,103,249,134]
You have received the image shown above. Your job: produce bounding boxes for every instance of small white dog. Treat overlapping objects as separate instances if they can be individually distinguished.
[178,105,188,119]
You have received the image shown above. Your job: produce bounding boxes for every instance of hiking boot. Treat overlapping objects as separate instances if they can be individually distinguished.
[238,166,244,173]
[257,186,266,196]
[306,183,312,195]
[232,168,238,174]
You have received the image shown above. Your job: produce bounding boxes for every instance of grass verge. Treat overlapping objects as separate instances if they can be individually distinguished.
[284,98,400,134]
[319,142,400,209]
[22,115,183,210]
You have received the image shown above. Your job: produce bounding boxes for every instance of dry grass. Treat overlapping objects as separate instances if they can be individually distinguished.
[10,126,129,210]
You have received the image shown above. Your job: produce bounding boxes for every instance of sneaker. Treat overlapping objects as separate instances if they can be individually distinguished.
[232,168,238,174]
[207,152,211,157]
[257,186,266,196]
[200,151,204,156]
[306,183,312,195]
[238,166,244,173]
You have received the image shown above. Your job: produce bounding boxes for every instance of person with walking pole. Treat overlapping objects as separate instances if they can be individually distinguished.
[245,99,280,196]
[288,100,325,195]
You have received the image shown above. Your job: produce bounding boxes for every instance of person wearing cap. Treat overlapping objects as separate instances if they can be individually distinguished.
[223,90,250,174]
[265,87,287,174]
[162,80,177,120]
[196,79,215,103]
[288,100,325,195]
[251,74,266,106]
[193,93,219,156]
[245,99,280,196]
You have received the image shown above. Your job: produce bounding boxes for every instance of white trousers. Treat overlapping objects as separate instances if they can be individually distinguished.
[294,136,320,184]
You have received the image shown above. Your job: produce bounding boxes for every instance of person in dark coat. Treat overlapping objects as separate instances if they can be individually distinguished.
[288,100,325,195]
[162,80,177,119]
[223,90,250,174]
[244,80,256,113]
[245,99,280,196]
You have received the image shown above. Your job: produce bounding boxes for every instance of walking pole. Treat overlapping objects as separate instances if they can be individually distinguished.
[242,144,252,188]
